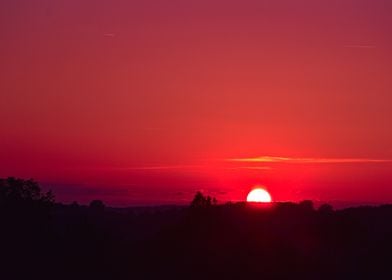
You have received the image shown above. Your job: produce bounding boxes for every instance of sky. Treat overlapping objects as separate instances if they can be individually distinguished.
[1,0,392,206]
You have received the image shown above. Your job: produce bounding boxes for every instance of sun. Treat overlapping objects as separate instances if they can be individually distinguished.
[246,188,272,203]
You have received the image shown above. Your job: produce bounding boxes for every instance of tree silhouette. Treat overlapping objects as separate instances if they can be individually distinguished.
[89,199,105,212]
[299,200,314,212]
[318,203,334,214]
[190,191,216,208]
[0,177,54,207]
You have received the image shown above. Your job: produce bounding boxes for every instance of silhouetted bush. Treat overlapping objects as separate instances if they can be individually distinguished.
[0,177,54,205]
[299,200,314,211]
[89,199,105,212]
[190,191,216,209]
[318,203,334,214]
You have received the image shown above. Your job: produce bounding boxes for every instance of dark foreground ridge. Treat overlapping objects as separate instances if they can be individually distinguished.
[1,177,392,280]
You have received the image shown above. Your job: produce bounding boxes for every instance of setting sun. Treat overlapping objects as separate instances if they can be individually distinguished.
[246,188,272,203]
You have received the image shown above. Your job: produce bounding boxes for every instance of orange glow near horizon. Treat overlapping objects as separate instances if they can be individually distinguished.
[246,188,272,203]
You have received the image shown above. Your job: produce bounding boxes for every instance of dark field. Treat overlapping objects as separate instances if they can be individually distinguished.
[2,178,392,280]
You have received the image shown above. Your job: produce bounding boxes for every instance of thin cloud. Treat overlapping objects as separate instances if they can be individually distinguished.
[75,165,271,172]
[344,44,376,49]
[224,166,272,170]
[228,156,392,164]
[124,165,204,170]
[116,165,271,171]
[68,165,204,171]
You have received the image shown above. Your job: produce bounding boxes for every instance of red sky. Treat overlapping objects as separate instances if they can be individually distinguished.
[1,0,392,206]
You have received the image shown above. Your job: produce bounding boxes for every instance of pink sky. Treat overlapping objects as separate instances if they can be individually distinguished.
[1,0,392,205]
